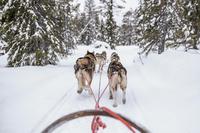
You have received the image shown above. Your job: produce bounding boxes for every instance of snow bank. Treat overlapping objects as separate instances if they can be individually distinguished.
[0,45,200,133]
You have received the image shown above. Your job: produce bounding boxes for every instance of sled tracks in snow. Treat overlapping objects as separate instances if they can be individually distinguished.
[42,109,148,133]
[31,84,75,133]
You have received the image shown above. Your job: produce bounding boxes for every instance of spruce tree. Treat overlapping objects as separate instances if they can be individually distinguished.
[1,0,69,66]
[100,0,125,49]
[176,0,200,50]
[57,0,77,51]
[99,19,107,42]
[134,0,176,55]
[78,13,88,44]
[105,0,117,49]
[134,0,200,54]
[83,0,96,45]
[120,10,135,46]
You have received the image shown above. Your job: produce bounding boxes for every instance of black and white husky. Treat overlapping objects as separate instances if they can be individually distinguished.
[107,52,127,107]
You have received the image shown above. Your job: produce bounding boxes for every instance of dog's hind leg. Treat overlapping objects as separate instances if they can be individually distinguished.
[122,90,126,104]
[109,80,113,99]
[120,83,127,104]
[82,70,93,95]
[76,71,83,94]
[110,73,118,107]
[120,69,127,104]
[112,89,118,107]
[109,89,113,99]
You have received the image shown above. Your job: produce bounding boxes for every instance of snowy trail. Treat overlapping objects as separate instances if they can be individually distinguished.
[1,44,200,133]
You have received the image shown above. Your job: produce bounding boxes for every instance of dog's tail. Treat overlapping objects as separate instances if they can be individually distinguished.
[110,72,119,91]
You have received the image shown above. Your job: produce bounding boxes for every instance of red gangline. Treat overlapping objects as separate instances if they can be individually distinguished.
[83,68,135,133]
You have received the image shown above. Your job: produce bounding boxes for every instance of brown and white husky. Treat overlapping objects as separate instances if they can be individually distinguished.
[107,52,127,107]
[95,51,107,72]
[74,51,96,94]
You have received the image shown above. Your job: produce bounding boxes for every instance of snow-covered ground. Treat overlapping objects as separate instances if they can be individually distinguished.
[0,41,200,133]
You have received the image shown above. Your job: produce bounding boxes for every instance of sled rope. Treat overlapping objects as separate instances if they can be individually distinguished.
[97,69,102,100]
[101,107,136,133]
[84,70,136,133]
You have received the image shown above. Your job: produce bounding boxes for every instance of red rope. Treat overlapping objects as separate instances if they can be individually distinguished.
[91,116,106,133]
[98,82,109,103]
[91,103,106,133]
[101,107,136,133]
[91,104,136,133]
[83,68,135,133]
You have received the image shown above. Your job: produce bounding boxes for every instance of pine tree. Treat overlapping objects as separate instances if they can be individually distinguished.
[134,0,176,55]
[105,0,117,49]
[57,0,77,51]
[1,0,69,67]
[176,0,200,50]
[73,13,83,44]
[134,0,200,55]
[94,13,101,41]
[120,10,135,46]
[99,19,107,42]
[78,12,88,44]
[100,0,125,49]
[83,0,96,45]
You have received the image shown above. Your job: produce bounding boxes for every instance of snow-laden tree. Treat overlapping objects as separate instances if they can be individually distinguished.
[56,0,78,51]
[175,0,200,50]
[134,0,200,55]
[101,0,117,49]
[94,13,101,41]
[119,9,135,46]
[0,0,70,67]
[82,0,97,45]
[134,0,176,55]
[76,12,87,44]
[99,0,125,49]
[98,19,107,42]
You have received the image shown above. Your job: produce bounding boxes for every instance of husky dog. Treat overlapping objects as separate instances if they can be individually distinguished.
[95,51,107,72]
[107,52,127,107]
[74,51,96,94]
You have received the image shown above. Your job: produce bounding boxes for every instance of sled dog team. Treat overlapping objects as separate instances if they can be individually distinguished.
[74,51,127,107]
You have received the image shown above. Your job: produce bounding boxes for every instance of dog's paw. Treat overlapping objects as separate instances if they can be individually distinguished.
[122,99,126,104]
[77,89,83,94]
[113,104,118,108]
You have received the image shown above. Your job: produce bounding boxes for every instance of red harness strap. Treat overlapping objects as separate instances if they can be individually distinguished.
[91,104,106,133]
[91,103,136,133]
[91,115,106,133]
[101,107,136,133]
[88,70,135,133]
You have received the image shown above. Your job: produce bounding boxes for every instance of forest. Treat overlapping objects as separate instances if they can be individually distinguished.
[0,0,200,67]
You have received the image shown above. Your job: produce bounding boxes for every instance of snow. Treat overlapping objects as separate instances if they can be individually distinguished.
[91,40,112,50]
[0,42,200,133]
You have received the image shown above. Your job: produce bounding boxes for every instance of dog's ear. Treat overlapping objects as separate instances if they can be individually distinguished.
[87,50,89,54]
